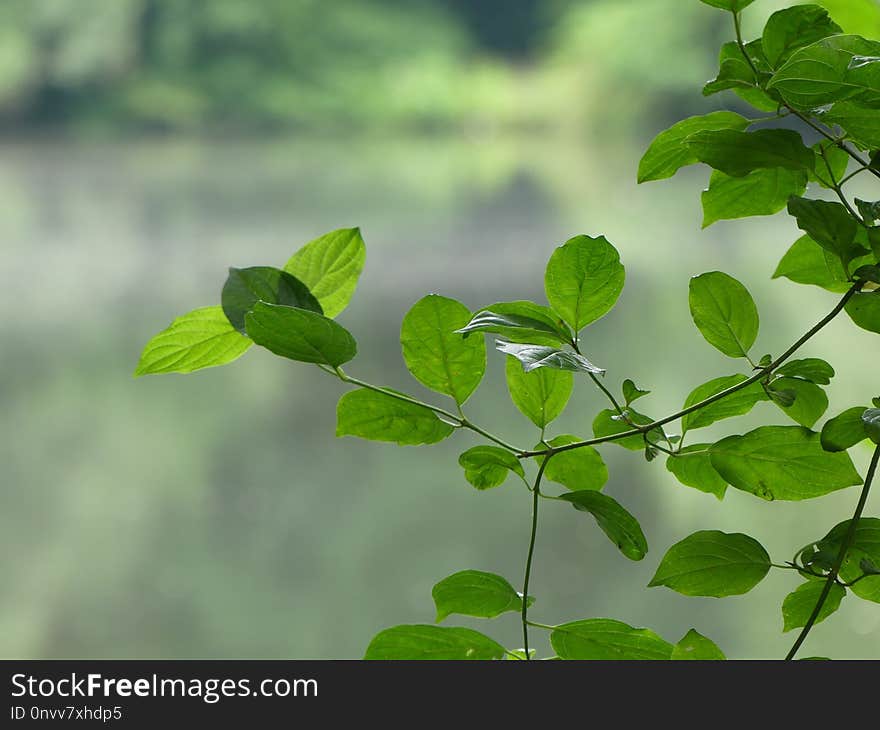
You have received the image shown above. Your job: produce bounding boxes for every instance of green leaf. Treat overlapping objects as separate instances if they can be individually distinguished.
[455,301,571,346]
[432,570,529,622]
[400,294,486,406]
[810,141,851,188]
[762,5,843,68]
[699,0,756,10]
[336,389,454,446]
[135,306,252,376]
[557,491,648,561]
[846,291,880,333]
[689,271,759,358]
[283,227,365,318]
[821,406,871,451]
[772,235,853,293]
[782,581,846,632]
[550,619,672,660]
[666,445,728,500]
[702,168,807,227]
[221,266,322,333]
[686,129,814,178]
[769,377,828,428]
[364,625,505,660]
[855,198,880,224]
[537,435,608,492]
[787,197,863,271]
[671,629,726,660]
[768,35,880,111]
[681,374,767,434]
[622,379,650,405]
[864,408,880,443]
[496,341,604,375]
[775,358,835,385]
[504,356,573,429]
[544,234,626,331]
[822,102,880,150]
[819,518,880,603]
[637,111,750,183]
[245,301,356,367]
[649,530,771,597]
[702,41,780,112]
[592,408,660,450]
[458,446,525,490]
[709,425,862,501]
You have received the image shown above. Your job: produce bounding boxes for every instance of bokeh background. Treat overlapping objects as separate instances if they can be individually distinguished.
[3,0,880,659]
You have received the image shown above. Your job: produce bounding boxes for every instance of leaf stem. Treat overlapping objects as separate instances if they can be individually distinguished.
[521,453,551,660]
[785,444,880,660]
[732,11,759,79]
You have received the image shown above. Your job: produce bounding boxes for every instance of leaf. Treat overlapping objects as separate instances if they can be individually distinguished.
[819,518,880,603]
[821,406,870,451]
[245,301,357,367]
[544,234,626,331]
[699,0,756,10]
[537,435,608,492]
[458,446,525,490]
[284,227,366,318]
[782,581,846,632]
[557,491,648,561]
[455,301,571,346]
[400,294,486,406]
[592,408,660,450]
[775,358,835,385]
[810,141,851,188]
[768,35,880,111]
[846,291,880,333]
[855,198,880,224]
[769,377,828,428]
[686,129,814,178]
[550,619,672,660]
[787,197,863,271]
[637,111,750,183]
[504,356,573,429]
[431,570,530,622]
[364,625,505,660]
[864,408,880,443]
[135,306,252,376]
[689,271,759,358]
[671,629,726,660]
[336,389,455,446]
[221,266,322,333]
[762,5,843,68]
[622,379,650,405]
[496,341,604,375]
[702,168,807,227]
[666,445,728,500]
[709,425,862,501]
[772,235,853,293]
[822,102,880,150]
[703,41,779,112]
[649,530,771,597]
[680,374,767,434]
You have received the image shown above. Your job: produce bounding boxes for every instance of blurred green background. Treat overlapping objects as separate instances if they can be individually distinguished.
[2,0,880,659]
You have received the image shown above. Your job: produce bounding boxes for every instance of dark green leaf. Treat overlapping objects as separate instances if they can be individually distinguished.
[681,374,767,433]
[810,141,851,188]
[505,356,573,429]
[762,5,843,68]
[283,227,365,318]
[455,301,571,346]
[544,234,626,331]
[432,570,529,622]
[855,264,880,283]
[775,358,835,385]
[364,625,505,660]
[702,168,807,227]
[135,306,252,376]
[787,197,863,271]
[557,491,648,561]
[221,266,322,333]
[637,111,750,183]
[622,379,650,405]
[770,377,829,428]
[772,235,853,293]
[666,445,728,500]
[821,406,870,451]
[245,301,356,366]
[592,408,660,450]
[855,198,880,224]
[864,408,880,443]
[822,102,880,150]
[846,291,880,333]
[537,435,608,492]
[686,129,814,178]
[550,619,672,660]
[496,341,604,375]
[689,271,759,358]
[458,446,525,490]
[817,518,880,603]
[400,294,486,406]
[649,530,771,597]
[671,629,726,660]
[782,581,846,632]
[336,389,454,446]
[709,425,862,501]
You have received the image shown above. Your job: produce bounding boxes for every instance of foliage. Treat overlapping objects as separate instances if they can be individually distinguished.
[138,1,880,660]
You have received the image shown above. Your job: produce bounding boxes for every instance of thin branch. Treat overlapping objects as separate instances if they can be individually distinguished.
[521,453,551,660]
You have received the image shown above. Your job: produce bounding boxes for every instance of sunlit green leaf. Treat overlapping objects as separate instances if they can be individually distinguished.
[336,389,454,446]
[364,625,505,660]
[770,376,828,428]
[592,408,660,450]
[550,619,672,660]
[497,341,604,375]
[666,445,728,500]
[458,446,525,490]
[537,435,608,492]
[703,41,779,112]
[689,271,759,358]
[699,0,756,10]
[432,570,529,622]
[505,356,573,429]
[822,101,880,150]
[775,358,835,384]
[455,301,571,346]
[681,374,767,433]
[787,197,864,271]
[816,518,880,603]
[702,168,807,227]
[821,406,870,451]
[557,491,648,561]
[622,379,650,405]
[221,265,321,332]
[864,408,880,443]
[686,129,814,177]
[772,235,853,292]
[762,5,842,68]
[810,141,851,188]
[846,291,880,333]
[671,629,726,660]
[782,581,846,632]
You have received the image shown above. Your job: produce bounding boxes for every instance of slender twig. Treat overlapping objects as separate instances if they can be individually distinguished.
[785,444,880,660]
[522,454,551,660]
[732,11,759,79]
[818,145,867,227]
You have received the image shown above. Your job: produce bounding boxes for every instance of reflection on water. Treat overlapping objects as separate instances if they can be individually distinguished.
[1,136,877,658]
